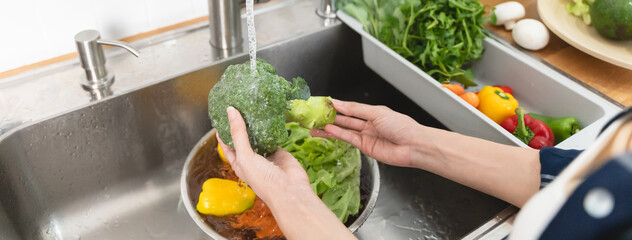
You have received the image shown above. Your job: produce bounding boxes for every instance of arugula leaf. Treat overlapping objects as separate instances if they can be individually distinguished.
[338,0,488,85]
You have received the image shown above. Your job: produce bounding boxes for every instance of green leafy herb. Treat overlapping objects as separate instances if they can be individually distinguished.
[281,122,361,223]
[337,0,488,85]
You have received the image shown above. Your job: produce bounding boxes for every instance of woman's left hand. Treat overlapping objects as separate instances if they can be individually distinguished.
[218,106,310,203]
[218,106,357,240]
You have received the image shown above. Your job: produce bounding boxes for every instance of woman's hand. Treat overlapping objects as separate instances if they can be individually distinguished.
[312,99,541,207]
[218,107,309,202]
[219,106,356,240]
[310,99,425,168]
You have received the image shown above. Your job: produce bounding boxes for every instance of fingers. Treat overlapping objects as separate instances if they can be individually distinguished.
[311,122,364,146]
[217,135,236,162]
[310,128,334,138]
[333,115,367,132]
[218,134,254,181]
[227,107,253,153]
[322,124,363,147]
[269,149,299,169]
[332,99,384,121]
[224,107,258,181]
[268,148,309,184]
[311,115,368,139]
[269,148,300,172]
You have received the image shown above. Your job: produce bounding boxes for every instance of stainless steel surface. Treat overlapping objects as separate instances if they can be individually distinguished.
[316,0,336,18]
[96,39,141,57]
[354,164,508,240]
[74,29,140,94]
[0,21,509,239]
[208,0,243,49]
[0,0,324,135]
[347,155,380,233]
[180,129,381,238]
[462,206,518,240]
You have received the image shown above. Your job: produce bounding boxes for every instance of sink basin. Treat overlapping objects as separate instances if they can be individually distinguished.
[0,24,508,239]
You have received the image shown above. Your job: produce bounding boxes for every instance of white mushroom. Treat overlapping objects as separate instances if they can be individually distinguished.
[512,19,550,51]
[492,1,525,30]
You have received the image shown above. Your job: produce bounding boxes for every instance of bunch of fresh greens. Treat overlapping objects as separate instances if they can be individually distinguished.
[337,0,488,86]
[281,122,361,223]
[567,0,594,25]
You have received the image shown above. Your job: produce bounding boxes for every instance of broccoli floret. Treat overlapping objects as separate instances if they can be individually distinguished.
[288,77,310,100]
[208,59,336,155]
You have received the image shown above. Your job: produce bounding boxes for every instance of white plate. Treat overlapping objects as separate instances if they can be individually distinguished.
[538,0,632,70]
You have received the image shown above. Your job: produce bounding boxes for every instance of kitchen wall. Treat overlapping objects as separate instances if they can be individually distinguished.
[0,0,208,73]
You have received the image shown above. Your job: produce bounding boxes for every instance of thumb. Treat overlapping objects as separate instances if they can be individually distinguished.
[225,106,260,178]
[227,107,254,153]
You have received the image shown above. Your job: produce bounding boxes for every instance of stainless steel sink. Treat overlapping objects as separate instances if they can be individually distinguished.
[0,21,509,240]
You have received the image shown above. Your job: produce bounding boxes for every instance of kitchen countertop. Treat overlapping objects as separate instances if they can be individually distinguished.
[480,0,632,107]
[0,0,326,135]
[1,0,628,136]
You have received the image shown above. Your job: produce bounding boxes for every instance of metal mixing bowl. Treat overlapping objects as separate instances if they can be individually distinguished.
[180,129,380,239]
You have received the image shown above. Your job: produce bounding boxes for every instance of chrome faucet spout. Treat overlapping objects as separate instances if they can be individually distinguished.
[316,0,336,19]
[208,0,243,50]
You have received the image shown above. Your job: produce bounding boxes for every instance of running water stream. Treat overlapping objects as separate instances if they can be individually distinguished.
[246,0,257,74]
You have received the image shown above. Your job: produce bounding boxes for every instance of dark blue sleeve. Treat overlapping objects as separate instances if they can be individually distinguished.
[539,153,632,239]
[539,147,583,188]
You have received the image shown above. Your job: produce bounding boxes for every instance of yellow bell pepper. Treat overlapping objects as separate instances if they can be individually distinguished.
[196,178,255,216]
[217,143,228,163]
[477,86,519,124]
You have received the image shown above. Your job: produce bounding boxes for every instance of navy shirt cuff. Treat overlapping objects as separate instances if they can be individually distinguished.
[539,147,583,188]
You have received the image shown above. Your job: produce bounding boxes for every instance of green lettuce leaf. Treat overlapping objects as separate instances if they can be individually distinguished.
[281,122,362,223]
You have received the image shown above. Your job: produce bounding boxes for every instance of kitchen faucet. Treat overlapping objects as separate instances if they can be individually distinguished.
[207,0,334,51]
[208,0,243,50]
[316,0,336,19]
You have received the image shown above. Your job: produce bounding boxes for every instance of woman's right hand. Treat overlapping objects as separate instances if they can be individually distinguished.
[311,99,426,168]
[313,99,542,207]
